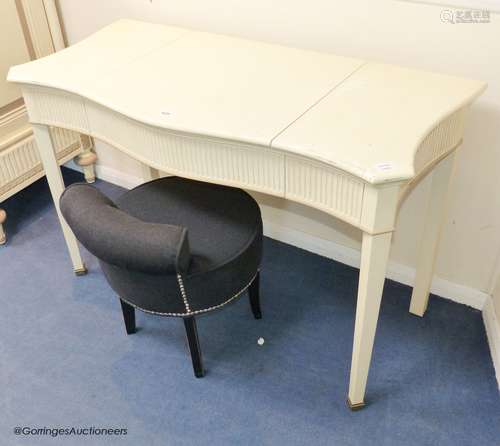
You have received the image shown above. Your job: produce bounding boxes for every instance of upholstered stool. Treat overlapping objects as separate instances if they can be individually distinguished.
[60,177,263,377]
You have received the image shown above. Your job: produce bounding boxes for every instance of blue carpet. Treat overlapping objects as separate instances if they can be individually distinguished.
[1,168,499,446]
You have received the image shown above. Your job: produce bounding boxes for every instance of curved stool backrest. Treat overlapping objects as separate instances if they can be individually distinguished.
[60,183,190,274]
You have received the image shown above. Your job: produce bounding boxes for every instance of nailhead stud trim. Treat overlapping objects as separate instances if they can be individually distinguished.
[177,273,191,313]
[118,271,259,318]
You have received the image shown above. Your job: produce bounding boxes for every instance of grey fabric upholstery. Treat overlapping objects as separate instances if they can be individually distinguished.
[60,177,263,317]
[60,183,191,274]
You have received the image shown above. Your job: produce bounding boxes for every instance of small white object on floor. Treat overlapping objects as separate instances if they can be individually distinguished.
[257,337,265,346]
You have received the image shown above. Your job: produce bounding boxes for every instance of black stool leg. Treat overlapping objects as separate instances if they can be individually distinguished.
[248,272,262,319]
[183,317,204,378]
[120,299,136,334]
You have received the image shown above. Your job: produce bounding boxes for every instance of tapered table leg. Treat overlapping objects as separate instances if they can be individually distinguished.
[347,231,392,410]
[32,124,86,275]
[141,164,160,182]
[409,153,455,317]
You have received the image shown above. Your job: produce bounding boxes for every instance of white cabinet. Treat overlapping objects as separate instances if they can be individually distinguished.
[0,0,96,244]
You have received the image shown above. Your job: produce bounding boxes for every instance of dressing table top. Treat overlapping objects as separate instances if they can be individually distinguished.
[8,19,486,184]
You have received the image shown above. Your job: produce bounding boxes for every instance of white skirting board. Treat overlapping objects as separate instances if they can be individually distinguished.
[263,220,488,310]
[89,163,143,190]
[483,298,500,389]
[65,161,499,388]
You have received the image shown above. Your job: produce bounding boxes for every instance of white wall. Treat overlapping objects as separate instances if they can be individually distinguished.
[58,0,500,311]
[0,0,30,108]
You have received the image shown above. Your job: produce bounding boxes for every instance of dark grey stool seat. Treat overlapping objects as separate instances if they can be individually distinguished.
[60,177,263,377]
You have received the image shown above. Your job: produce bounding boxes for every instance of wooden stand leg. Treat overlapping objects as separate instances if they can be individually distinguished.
[82,163,96,184]
[248,272,262,319]
[0,208,6,245]
[32,124,86,275]
[183,316,204,378]
[74,135,97,184]
[347,231,392,410]
[409,153,455,317]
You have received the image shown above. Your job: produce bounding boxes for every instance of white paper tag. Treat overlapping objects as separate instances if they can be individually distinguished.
[375,162,393,171]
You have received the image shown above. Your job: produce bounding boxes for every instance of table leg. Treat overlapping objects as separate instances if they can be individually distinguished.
[348,231,392,410]
[409,153,455,317]
[141,164,160,182]
[32,124,86,275]
[0,208,6,245]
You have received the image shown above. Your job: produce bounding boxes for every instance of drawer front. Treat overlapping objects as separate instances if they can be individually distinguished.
[414,108,465,175]
[285,154,365,224]
[86,101,285,197]
[22,85,90,133]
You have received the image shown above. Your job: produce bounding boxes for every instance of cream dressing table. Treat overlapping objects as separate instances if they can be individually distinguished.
[7,20,486,409]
